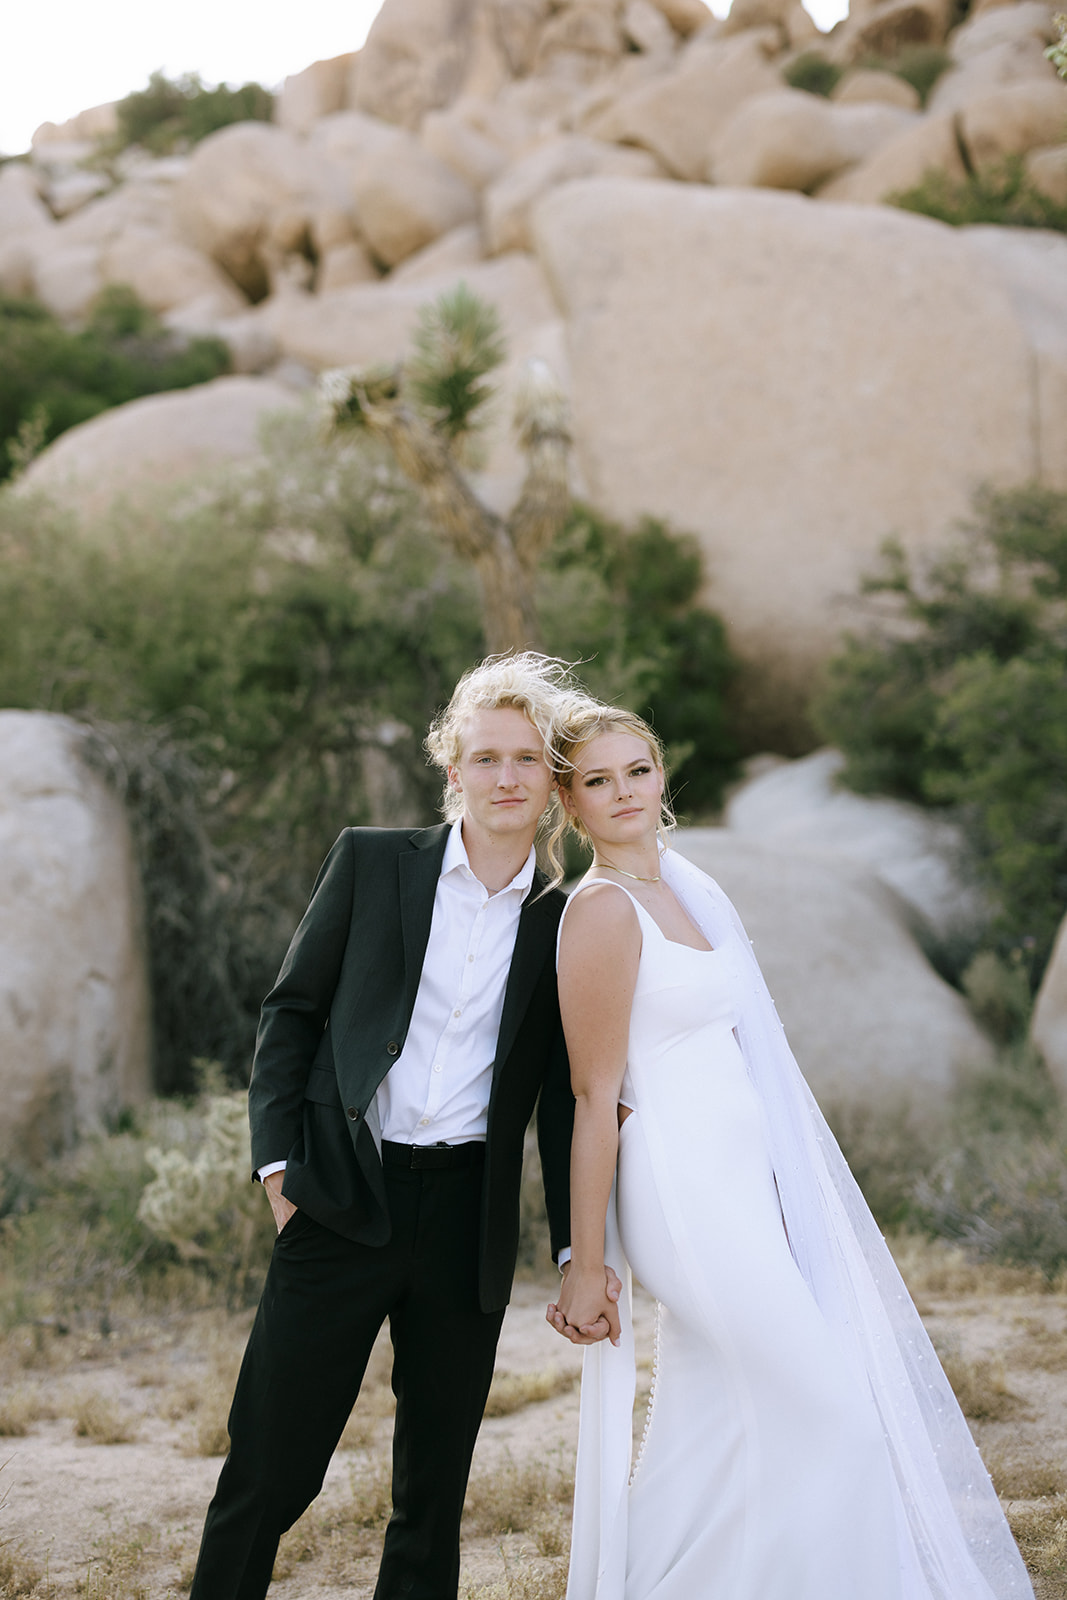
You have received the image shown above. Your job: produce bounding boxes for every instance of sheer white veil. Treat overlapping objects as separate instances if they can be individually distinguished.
[655,846,1033,1598]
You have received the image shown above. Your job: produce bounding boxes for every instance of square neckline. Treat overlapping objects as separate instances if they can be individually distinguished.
[574,876,716,955]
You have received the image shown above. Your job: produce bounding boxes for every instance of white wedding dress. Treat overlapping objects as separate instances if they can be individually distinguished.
[561,864,1034,1600]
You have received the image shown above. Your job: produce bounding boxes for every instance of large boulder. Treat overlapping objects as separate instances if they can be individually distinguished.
[421,106,510,189]
[484,134,663,253]
[1032,911,1067,1096]
[958,79,1067,169]
[354,0,486,128]
[960,225,1067,492]
[260,251,556,372]
[0,713,151,1165]
[172,122,329,299]
[587,30,782,180]
[532,180,1061,711]
[19,376,297,516]
[709,91,914,190]
[829,0,954,64]
[832,67,922,110]
[815,110,966,202]
[672,829,993,1124]
[929,1,1060,114]
[100,230,246,319]
[0,165,53,296]
[723,748,983,943]
[534,4,628,81]
[275,53,359,135]
[350,131,480,266]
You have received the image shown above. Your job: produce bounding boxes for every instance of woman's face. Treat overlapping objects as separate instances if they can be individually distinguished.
[561,730,664,851]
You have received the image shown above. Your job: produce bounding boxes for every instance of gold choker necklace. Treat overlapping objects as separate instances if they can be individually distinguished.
[596,857,661,884]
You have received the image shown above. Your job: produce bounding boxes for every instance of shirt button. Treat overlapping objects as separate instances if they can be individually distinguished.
[419,1117,430,1126]
[433,1064,442,1073]
[467,954,474,963]
[453,1008,461,1018]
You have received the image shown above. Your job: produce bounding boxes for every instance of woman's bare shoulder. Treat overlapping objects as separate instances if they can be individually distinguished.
[560,880,640,951]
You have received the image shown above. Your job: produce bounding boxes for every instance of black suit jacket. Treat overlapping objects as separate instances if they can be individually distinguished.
[248,823,573,1313]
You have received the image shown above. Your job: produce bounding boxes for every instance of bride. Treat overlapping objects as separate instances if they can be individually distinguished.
[544,700,1033,1600]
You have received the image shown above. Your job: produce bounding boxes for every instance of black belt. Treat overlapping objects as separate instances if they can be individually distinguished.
[381,1140,486,1171]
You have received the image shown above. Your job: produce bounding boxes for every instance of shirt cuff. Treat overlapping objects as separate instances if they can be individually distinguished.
[557,1247,571,1272]
[257,1161,287,1183]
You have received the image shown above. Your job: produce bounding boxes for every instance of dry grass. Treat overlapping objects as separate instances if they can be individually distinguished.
[890,1233,1047,1300]
[987,1449,1067,1501]
[484,1368,576,1420]
[463,1458,574,1542]
[464,1560,568,1600]
[1010,1319,1067,1374]
[0,1388,53,1438]
[0,1540,48,1598]
[1008,1497,1067,1583]
[273,1454,393,1580]
[76,1524,154,1599]
[935,1346,1025,1422]
[70,1391,138,1445]
[164,1316,248,1458]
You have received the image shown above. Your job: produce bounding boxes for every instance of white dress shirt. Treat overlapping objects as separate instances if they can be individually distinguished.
[259,821,535,1177]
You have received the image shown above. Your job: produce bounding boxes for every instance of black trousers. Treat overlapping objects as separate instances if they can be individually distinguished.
[189,1162,506,1600]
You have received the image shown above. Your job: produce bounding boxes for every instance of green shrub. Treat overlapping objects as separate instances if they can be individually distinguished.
[0,285,230,481]
[0,407,737,1087]
[891,157,1067,233]
[113,70,273,156]
[813,484,1067,980]
[782,52,843,97]
[860,44,951,104]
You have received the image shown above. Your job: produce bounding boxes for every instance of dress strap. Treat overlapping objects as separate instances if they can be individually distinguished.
[556,876,646,959]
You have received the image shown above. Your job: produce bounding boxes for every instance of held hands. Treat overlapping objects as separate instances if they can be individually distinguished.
[262,1170,297,1233]
[546,1262,623,1347]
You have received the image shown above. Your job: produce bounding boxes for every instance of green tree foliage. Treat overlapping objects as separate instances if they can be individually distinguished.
[891,157,1067,233]
[406,283,507,452]
[782,52,843,97]
[813,485,1067,980]
[0,407,737,1087]
[0,286,230,482]
[1047,13,1067,76]
[113,70,274,155]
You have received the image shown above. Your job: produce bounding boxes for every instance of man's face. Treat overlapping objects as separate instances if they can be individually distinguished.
[448,707,555,843]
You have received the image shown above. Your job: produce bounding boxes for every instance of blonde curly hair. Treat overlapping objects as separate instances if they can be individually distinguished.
[425,652,595,823]
[546,703,674,885]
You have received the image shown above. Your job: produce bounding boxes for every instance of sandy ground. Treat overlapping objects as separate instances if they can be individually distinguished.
[0,1259,1064,1598]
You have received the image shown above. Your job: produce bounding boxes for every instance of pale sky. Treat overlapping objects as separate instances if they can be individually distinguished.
[1,0,846,159]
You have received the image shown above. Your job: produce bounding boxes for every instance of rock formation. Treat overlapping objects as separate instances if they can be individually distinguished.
[0,714,151,1163]
[8,0,1065,704]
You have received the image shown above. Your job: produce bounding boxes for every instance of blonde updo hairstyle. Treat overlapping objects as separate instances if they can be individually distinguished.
[547,703,674,885]
[425,652,594,823]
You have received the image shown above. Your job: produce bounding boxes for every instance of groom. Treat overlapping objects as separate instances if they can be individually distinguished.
[189,654,610,1600]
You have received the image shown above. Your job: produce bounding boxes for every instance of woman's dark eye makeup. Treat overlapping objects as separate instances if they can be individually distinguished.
[583,764,652,787]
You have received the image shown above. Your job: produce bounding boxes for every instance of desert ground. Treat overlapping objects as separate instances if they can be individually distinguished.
[1,1239,1065,1599]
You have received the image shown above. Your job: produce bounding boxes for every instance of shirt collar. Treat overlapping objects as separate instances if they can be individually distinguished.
[442,818,537,896]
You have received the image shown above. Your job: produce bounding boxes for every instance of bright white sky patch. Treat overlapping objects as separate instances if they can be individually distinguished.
[0,0,847,160]
[0,0,387,156]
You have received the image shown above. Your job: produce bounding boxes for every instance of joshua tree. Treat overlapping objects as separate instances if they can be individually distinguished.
[320,284,572,654]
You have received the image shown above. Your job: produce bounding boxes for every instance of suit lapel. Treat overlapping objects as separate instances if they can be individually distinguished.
[398,824,450,1025]
[493,876,557,1074]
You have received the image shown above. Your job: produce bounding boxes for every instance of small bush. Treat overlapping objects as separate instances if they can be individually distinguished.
[891,158,1067,233]
[783,52,843,96]
[961,951,1033,1046]
[861,44,950,104]
[114,71,273,156]
[71,1389,138,1444]
[913,1136,1067,1280]
[813,484,1067,979]
[0,286,230,481]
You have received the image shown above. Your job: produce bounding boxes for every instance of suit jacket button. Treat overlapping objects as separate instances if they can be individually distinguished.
[347,1106,360,1121]
[386,1041,399,1056]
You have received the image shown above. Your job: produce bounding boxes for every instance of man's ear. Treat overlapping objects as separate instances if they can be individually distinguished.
[447,765,462,794]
